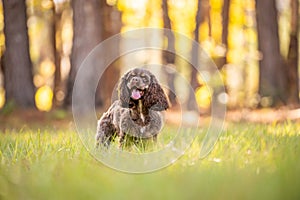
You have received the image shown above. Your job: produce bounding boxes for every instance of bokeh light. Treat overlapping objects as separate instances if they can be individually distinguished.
[195,86,212,109]
[35,85,53,111]
[0,87,4,108]
[40,59,55,77]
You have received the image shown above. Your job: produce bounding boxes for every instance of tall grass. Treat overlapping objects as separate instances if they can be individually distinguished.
[0,122,300,200]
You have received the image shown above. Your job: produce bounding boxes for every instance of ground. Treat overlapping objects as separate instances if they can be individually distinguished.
[0,109,300,200]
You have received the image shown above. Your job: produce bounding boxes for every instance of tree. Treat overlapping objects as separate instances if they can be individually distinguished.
[218,0,230,69]
[162,0,177,106]
[52,2,64,107]
[2,0,35,108]
[286,0,299,105]
[187,0,204,110]
[64,0,103,107]
[96,2,121,108]
[255,0,287,106]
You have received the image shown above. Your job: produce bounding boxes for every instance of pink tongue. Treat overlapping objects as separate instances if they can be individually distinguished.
[131,89,141,100]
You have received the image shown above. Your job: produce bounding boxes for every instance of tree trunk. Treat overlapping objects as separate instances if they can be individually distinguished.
[64,0,103,107]
[162,0,177,106]
[187,0,203,110]
[286,0,299,106]
[2,0,35,108]
[162,0,175,63]
[52,3,63,107]
[255,0,287,106]
[218,0,230,69]
[96,2,121,108]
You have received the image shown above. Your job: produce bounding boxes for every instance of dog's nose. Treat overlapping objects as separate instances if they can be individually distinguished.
[132,77,140,83]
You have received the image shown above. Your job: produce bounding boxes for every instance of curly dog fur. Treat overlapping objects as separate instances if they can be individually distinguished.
[95,68,169,147]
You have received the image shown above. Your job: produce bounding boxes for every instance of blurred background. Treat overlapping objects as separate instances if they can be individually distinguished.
[0,0,299,115]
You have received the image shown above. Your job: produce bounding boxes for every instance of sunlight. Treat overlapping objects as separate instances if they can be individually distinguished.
[195,86,212,109]
[107,0,117,6]
[35,85,53,111]
[118,0,147,11]
[40,59,55,77]
[218,92,228,105]
[61,19,73,55]
[41,0,53,10]
[0,87,4,108]
[33,74,44,88]
[61,56,71,80]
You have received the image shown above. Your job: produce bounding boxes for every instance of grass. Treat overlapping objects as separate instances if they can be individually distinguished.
[0,122,300,200]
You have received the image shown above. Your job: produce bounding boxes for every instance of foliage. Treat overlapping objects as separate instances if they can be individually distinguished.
[0,122,300,200]
[0,0,298,110]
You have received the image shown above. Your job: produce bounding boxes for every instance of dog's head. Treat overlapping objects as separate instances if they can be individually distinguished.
[118,68,169,111]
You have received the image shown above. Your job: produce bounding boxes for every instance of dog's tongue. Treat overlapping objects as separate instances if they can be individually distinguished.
[131,89,141,100]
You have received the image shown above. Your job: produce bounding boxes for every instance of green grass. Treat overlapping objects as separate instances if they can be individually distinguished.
[0,122,300,200]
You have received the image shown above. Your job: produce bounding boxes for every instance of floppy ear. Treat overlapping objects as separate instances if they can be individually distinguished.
[144,77,169,111]
[118,76,131,107]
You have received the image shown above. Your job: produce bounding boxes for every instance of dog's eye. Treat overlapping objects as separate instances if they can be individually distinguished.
[140,74,148,81]
[142,77,148,82]
[127,74,135,80]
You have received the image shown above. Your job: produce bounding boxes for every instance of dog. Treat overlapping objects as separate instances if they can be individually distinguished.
[95,68,169,147]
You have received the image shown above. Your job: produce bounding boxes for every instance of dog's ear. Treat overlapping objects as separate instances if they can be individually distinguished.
[144,75,169,111]
[118,75,131,108]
